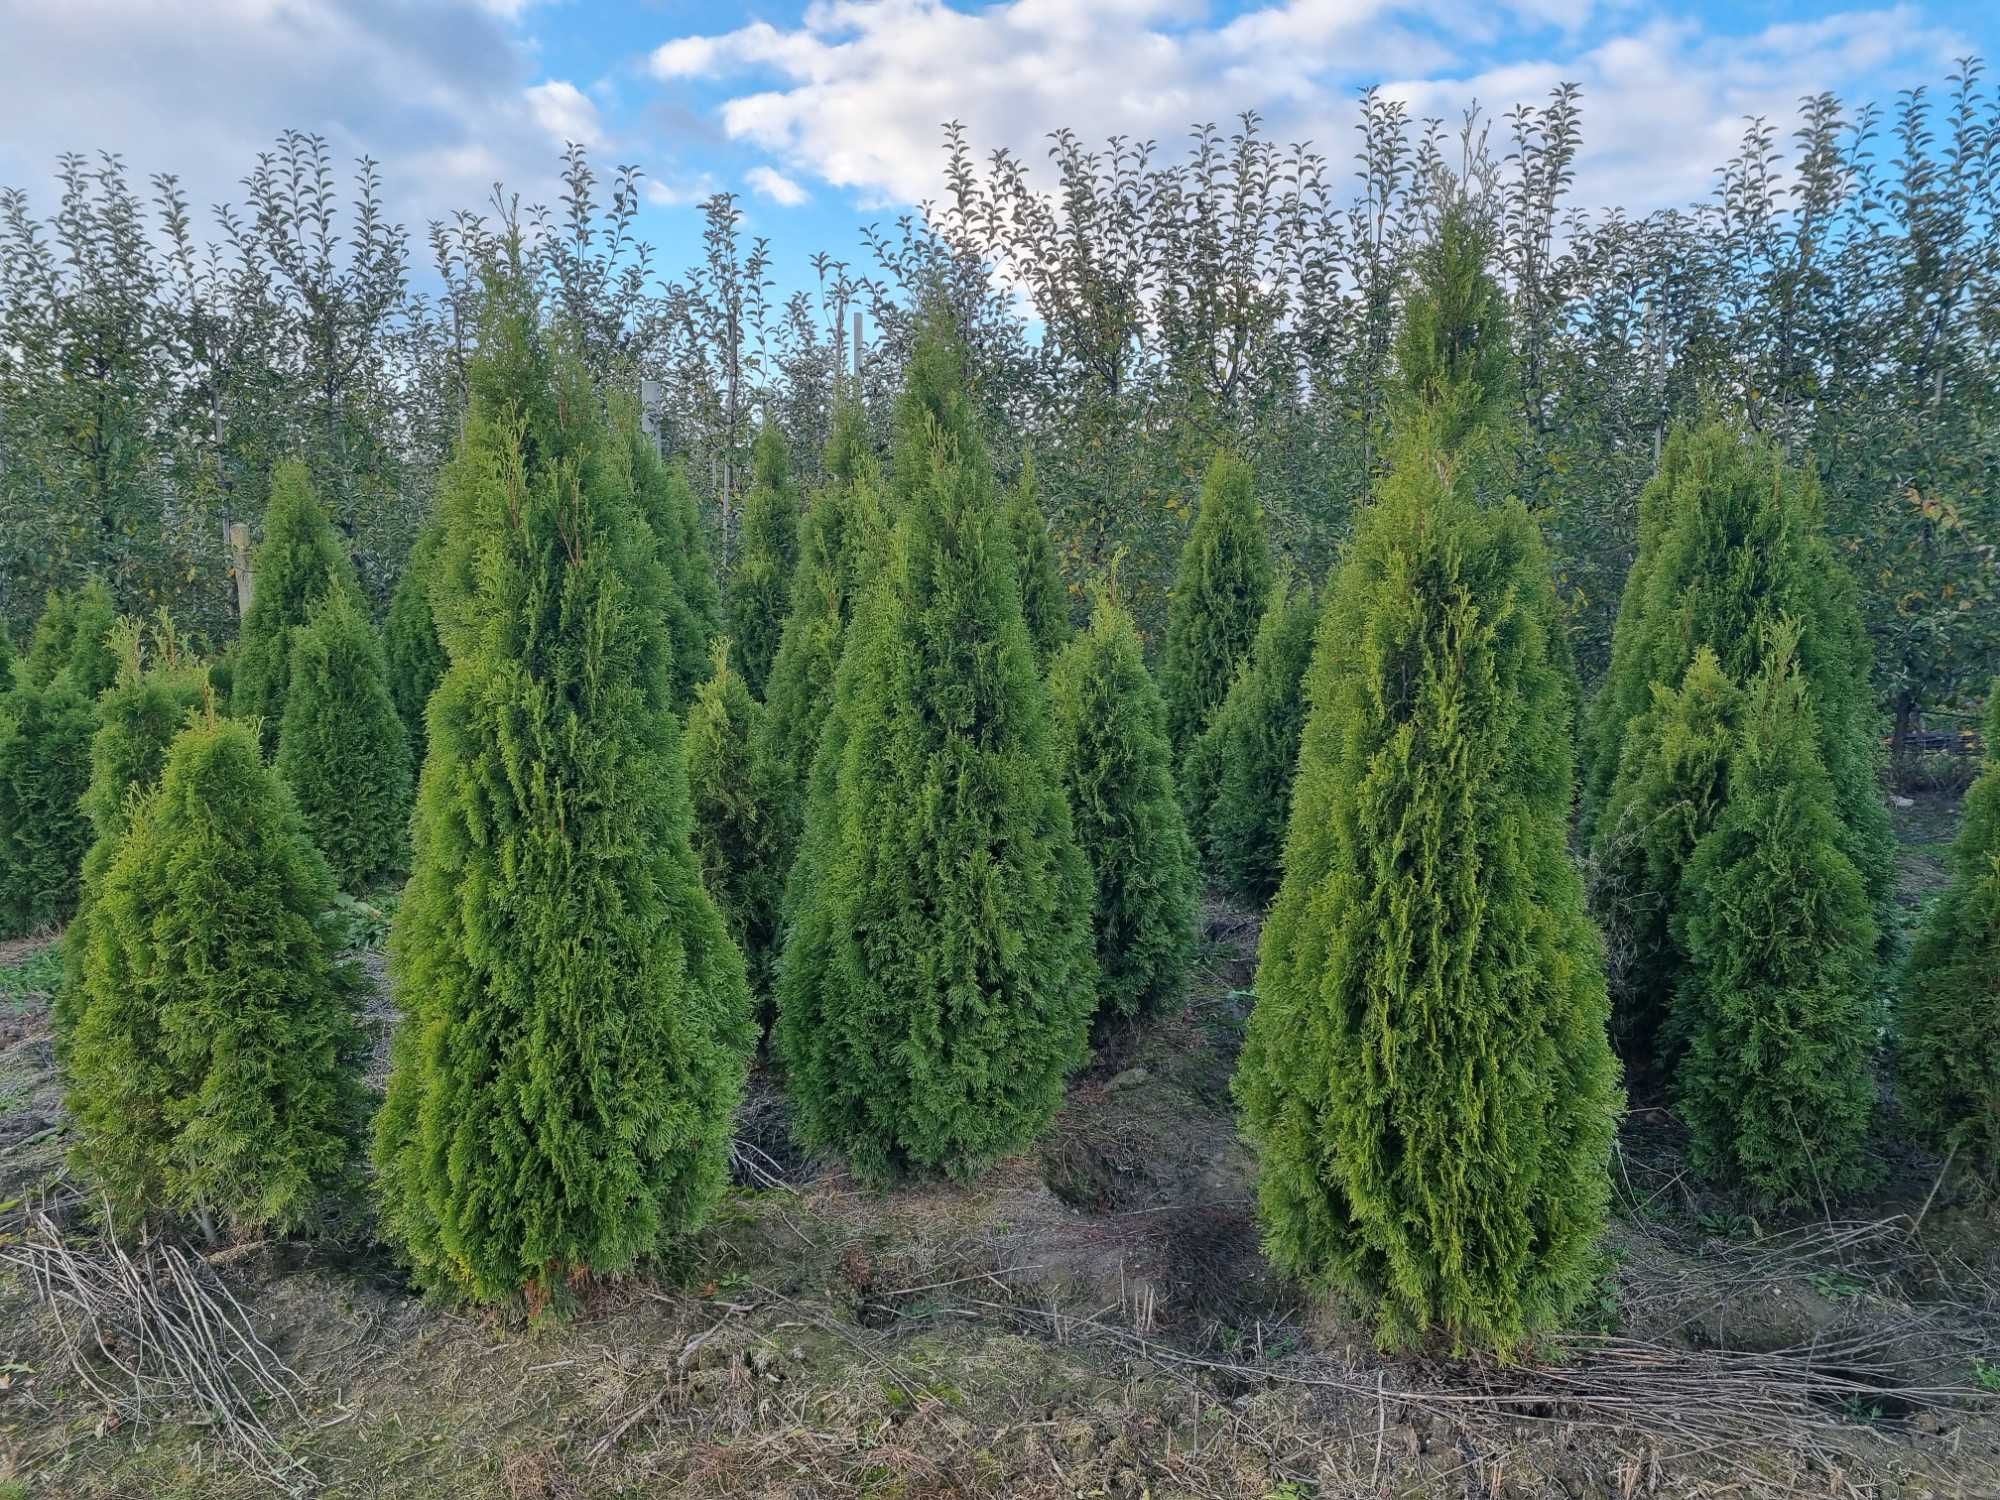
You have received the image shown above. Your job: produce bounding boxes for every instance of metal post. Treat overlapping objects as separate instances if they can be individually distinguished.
[227,521,255,619]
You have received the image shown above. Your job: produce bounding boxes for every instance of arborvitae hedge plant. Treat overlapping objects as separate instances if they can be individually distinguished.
[724,423,799,699]
[629,432,724,712]
[1007,456,1071,665]
[56,615,207,1052]
[685,640,784,1003]
[777,327,1096,1182]
[1159,452,1273,823]
[0,674,97,938]
[1674,624,1878,1203]
[66,712,365,1237]
[1047,590,1196,1027]
[21,580,118,697]
[275,587,413,892]
[1898,684,2000,1175]
[373,282,752,1306]
[1236,425,1620,1354]
[384,524,447,772]
[1199,572,1320,908]
[234,460,361,749]
[1394,202,1513,456]
[1585,425,1893,1064]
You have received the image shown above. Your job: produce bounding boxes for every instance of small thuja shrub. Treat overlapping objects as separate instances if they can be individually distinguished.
[1159,452,1273,824]
[630,432,724,712]
[275,587,413,892]
[56,615,207,1053]
[1236,424,1620,1354]
[21,579,118,696]
[1007,455,1072,666]
[1898,683,2000,1174]
[1047,590,1196,1026]
[1674,623,1878,1204]
[233,460,360,749]
[724,422,800,699]
[685,640,785,1002]
[383,524,447,772]
[372,282,752,1305]
[65,712,366,1236]
[777,325,1096,1182]
[1200,571,1320,908]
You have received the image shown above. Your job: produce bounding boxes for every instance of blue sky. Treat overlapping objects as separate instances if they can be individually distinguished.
[3,0,1995,294]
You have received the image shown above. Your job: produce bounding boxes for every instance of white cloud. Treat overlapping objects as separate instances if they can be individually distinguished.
[747,164,811,205]
[642,0,1968,217]
[526,80,607,149]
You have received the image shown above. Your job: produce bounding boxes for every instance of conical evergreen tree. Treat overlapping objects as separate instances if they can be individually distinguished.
[1160,453,1273,826]
[384,524,447,773]
[66,712,365,1235]
[0,622,13,685]
[21,580,118,696]
[1236,424,1620,1353]
[776,326,1096,1182]
[1047,591,1196,1026]
[233,460,360,749]
[630,432,724,712]
[0,675,96,938]
[275,588,413,892]
[685,640,785,1005]
[1586,426,1894,1064]
[1006,456,1071,665]
[723,422,799,699]
[56,616,207,1054]
[1898,684,2000,1174]
[1200,572,1320,908]
[1394,202,1512,455]
[372,277,752,1305]
[1674,624,1878,1203]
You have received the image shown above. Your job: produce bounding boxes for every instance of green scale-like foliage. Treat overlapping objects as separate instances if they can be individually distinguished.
[21,580,118,697]
[685,641,785,1004]
[372,285,752,1305]
[724,423,799,700]
[776,329,1097,1183]
[384,524,448,773]
[1673,629,1878,1203]
[1160,452,1274,828]
[0,676,97,938]
[1896,685,2000,1174]
[56,617,208,1054]
[275,588,413,892]
[65,713,366,1235]
[1199,572,1320,908]
[1048,592,1197,1026]
[1394,203,1514,457]
[1236,429,1621,1354]
[1586,426,1894,1062]
[629,433,724,712]
[1006,456,1072,665]
[233,461,361,750]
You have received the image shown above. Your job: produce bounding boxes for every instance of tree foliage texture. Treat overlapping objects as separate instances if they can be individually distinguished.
[1237,428,1620,1353]
[372,280,752,1305]
[383,523,447,773]
[685,641,785,1004]
[723,422,799,700]
[630,432,724,712]
[1007,456,1072,664]
[776,328,1096,1182]
[1047,591,1197,1026]
[65,712,365,1235]
[275,587,413,892]
[21,579,118,696]
[0,674,97,938]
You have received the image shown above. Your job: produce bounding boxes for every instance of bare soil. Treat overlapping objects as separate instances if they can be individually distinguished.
[1,798,1996,1498]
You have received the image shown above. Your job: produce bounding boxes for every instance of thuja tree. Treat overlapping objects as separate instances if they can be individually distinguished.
[629,432,724,712]
[21,580,118,697]
[723,422,799,699]
[0,674,97,938]
[1007,455,1072,665]
[1236,426,1620,1353]
[1585,425,1894,1062]
[1047,590,1196,1026]
[685,641,784,1001]
[1159,452,1273,822]
[777,327,1096,1182]
[1896,683,2000,1175]
[373,282,752,1305]
[1674,626,1878,1203]
[66,712,365,1237]
[383,523,447,772]
[56,615,207,1053]
[233,460,360,749]
[1199,571,1320,907]
[275,588,413,892]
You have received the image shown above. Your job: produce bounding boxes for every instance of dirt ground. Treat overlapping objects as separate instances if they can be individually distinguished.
[2,794,1997,1499]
